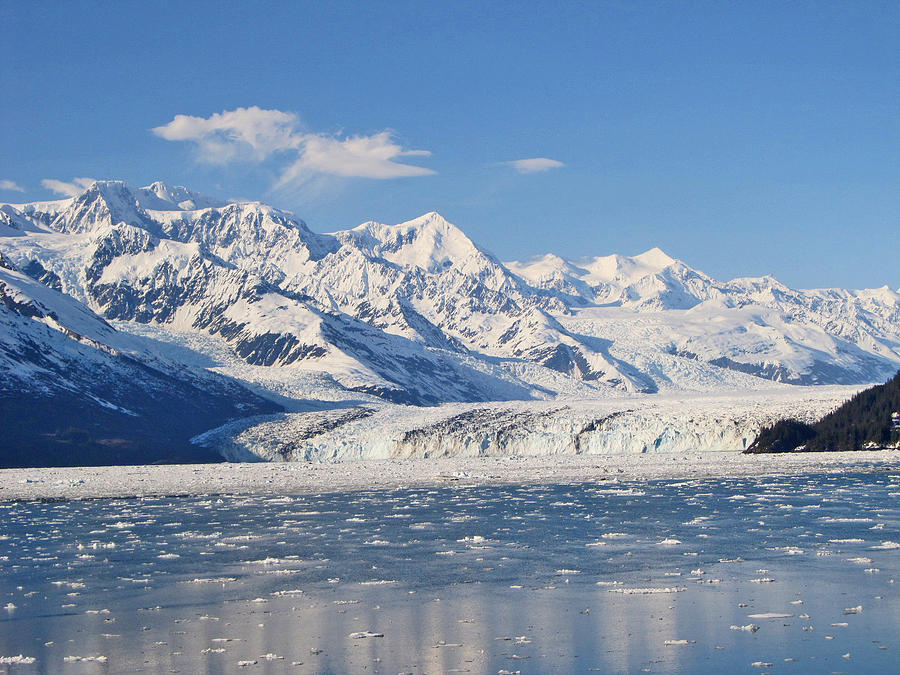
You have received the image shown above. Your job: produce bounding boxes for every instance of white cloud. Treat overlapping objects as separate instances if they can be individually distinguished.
[505,157,565,173]
[41,177,97,198]
[0,180,25,192]
[153,107,434,185]
[278,132,435,186]
[152,106,301,164]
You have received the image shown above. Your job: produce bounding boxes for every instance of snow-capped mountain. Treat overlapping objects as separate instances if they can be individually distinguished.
[509,248,900,385]
[2,180,898,415]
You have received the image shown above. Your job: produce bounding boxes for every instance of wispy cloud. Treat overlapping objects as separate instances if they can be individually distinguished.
[152,107,434,190]
[505,157,565,174]
[0,179,25,192]
[41,177,96,198]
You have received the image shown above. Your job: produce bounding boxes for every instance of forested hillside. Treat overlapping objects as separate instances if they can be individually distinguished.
[746,371,900,452]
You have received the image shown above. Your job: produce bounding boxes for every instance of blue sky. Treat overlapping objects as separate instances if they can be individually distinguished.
[1,0,897,289]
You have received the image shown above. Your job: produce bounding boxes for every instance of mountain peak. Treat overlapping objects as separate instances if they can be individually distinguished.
[342,212,492,273]
[634,246,676,269]
[136,181,227,211]
[397,211,456,232]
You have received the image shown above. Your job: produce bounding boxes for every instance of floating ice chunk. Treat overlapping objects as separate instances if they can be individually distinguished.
[730,624,760,633]
[610,587,685,594]
[751,662,773,668]
[664,639,694,646]
[64,655,108,663]
[870,541,900,550]
[747,613,793,619]
[349,631,383,639]
[843,605,862,615]
[845,557,873,564]
[657,538,681,546]
[0,655,36,664]
[359,580,397,585]
[750,578,775,583]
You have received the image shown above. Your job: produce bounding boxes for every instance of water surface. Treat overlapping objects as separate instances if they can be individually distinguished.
[1,471,898,673]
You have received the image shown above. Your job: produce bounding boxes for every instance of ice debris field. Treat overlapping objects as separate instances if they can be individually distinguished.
[1,467,899,673]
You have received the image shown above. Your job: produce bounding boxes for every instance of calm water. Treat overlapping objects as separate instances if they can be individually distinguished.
[1,471,899,673]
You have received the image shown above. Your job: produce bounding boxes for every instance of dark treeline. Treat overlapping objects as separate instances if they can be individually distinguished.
[746,370,900,453]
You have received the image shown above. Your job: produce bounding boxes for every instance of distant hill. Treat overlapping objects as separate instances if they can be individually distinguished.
[746,370,900,453]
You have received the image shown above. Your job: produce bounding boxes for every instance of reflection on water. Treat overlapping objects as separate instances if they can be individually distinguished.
[1,472,899,673]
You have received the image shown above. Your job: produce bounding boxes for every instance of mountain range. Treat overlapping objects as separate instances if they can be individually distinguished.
[2,180,898,464]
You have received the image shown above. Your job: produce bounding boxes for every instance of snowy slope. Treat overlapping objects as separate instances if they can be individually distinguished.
[0,253,276,466]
